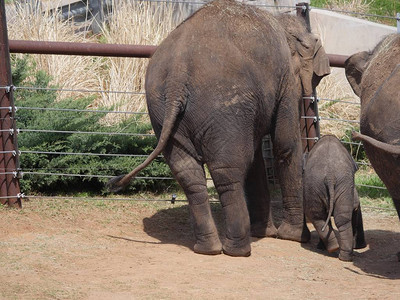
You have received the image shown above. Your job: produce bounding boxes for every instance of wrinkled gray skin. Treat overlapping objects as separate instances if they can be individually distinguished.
[345,34,400,222]
[303,136,366,261]
[108,0,330,257]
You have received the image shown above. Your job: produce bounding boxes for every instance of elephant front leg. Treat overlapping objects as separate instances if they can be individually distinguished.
[210,166,251,257]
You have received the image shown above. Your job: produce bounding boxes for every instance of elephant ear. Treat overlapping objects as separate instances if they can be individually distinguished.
[344,51,370,97]
[312,39,331,89]
[296,34,330,96]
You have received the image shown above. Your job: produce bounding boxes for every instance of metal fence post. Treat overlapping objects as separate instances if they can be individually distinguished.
[89,0,105,34]
[0,0,22,208]
[296,2,320,152]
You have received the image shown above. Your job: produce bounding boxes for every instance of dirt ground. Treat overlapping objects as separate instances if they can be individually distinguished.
[0,197,399,300]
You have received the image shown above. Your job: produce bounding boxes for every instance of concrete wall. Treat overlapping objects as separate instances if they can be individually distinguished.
[246,1,397,56]
[310,8,397,56]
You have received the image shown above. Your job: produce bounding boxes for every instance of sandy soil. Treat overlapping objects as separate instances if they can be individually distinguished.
[0,197,399,299]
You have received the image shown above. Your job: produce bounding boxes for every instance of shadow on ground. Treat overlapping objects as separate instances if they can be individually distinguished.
[141,193,399,280]
[301,228,400,280]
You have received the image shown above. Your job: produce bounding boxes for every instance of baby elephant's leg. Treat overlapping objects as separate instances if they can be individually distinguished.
[312,219,339,253]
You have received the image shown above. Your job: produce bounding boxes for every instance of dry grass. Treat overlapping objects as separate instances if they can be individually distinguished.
[316,69,360,139]
[96,1,189,123]
[321,0,371,14]
[7,0,187,124]
[8,1,103,100]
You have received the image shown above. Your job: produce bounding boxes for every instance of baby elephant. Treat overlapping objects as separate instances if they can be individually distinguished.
[303,135,366,261]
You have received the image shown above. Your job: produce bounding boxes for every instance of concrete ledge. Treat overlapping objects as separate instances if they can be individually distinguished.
[310,8,397,56]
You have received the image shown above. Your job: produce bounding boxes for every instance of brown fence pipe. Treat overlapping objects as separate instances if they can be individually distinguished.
[9,40,157,58]
[0,1,21,208]
[9,39,348,67]
[328,54,349,68]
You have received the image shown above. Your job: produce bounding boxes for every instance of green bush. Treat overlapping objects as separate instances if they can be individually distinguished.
[341,128,367,162]
[355,172,391,199]
[12,56,177,195]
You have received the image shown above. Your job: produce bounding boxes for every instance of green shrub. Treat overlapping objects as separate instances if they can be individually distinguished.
[12,56,177,195]
[355,172,391,199]
[341,128,367,162]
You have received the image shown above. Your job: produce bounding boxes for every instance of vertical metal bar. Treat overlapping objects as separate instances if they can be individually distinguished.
[296,2,320,152]
[0,0,21,208]
[90,0,104,34]
[397,13,400,34]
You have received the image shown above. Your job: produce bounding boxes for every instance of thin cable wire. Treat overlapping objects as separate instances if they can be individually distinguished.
[15,106,148,115]
[18,128,156,137]
[21,150,156,158]
[356,183,387,190]
[0,85,146,95]
[318,98,360,105]
[22,171,174,180]
[320,117,359,124]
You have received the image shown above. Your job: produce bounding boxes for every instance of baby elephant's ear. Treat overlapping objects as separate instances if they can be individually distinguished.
[345,51,370,97]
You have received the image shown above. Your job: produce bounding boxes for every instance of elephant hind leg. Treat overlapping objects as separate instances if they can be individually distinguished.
[165,143,222,255]
[245,147,277,238]
[208,164,251,257]
[312,219,339,253]
[352,205,367,249]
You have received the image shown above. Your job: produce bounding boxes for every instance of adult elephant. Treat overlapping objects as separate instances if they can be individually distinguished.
[108,0,330,256]
[345,33,400,220]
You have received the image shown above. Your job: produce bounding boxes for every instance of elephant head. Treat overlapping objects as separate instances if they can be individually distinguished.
[277,15,331,96]
[344,51,371,97]
[345,34,400,102]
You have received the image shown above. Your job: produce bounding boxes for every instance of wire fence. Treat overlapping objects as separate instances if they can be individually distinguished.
[1,0,397,212]
[0,84,389,202]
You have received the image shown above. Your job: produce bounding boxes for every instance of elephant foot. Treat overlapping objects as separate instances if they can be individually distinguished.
[327,245,339,253]
[193,235,223,256]
[251,222,278,238]
[339,250,353,262]
[354,237,367,249]
[277,221,311,243]
[317,238,326,250]
[222,237,251,257]
[326,236,339,253]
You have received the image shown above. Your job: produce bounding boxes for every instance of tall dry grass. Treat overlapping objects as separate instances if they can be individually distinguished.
[316,69,360,139]
[8,1,103,100]
[319,0,371,14]
[7,0,187,124]
[96,1,189,121]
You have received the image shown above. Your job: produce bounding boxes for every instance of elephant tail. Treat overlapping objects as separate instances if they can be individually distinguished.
[107,100,183,193]
[352,131,400,155]
[322,177,335,232]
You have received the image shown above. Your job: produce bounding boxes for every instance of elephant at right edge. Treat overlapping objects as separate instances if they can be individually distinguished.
[345,34,400,222]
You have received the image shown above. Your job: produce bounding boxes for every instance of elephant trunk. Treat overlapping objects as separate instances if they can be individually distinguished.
[107,101,183,192]
[322,177,335,232]
[352,131,400,155]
